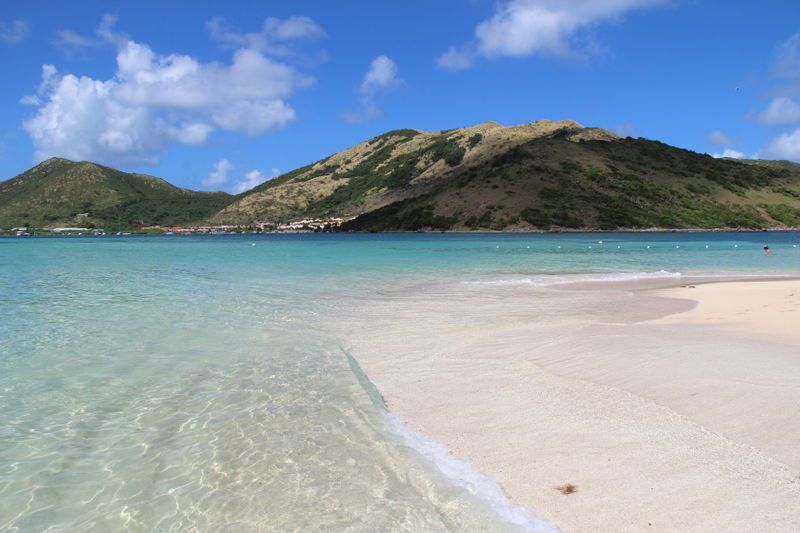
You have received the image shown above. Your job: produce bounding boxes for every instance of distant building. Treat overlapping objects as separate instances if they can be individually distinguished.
[268,216,349,232]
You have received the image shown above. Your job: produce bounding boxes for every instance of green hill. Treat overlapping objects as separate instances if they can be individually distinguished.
[724,158,800,172]
[0,158,233,230]
[218,119,800,231]
[341,135,800,231]
[3,119,800,232]
[212,120,619,224]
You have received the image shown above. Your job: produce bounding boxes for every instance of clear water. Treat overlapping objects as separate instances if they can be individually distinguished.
[2,232,799,532]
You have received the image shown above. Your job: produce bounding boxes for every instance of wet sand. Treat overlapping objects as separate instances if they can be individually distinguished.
[347,278,800,532]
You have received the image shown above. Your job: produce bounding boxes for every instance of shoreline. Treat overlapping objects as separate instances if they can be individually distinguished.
[349,277,800,532]
[341,227,800,234]
[5,228,799,236]
[333,228,800,235]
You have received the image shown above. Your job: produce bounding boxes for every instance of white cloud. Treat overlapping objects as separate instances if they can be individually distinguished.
[0,19,30,43]
[755,97,800,126]
[202,160,279,192]
[54,13,126,55]
[233,170,265,193]
[22,25,314,167]
[755,34,800,162]
[232,168,279,193]
[54,29,95,50]
[207,15,325,57]
[203,158,234,187]
[212,100,295,136]
[342,56,400,124]
[762,128,800,161]
[476,1,577,57]
[708,130,740,147]
[18,64,58,106]
[96,13,127,46]
[436,46,475,71]
[359,55,399,94]
[773,33,800,79]
[341,105,382,125]
[711,148,745,159]
[171,122,213,145]
[439,0,663,68]
[613,122,639,138]
[110,45,306,109]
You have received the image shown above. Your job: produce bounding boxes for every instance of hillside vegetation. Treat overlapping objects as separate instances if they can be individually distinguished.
[3,119,800,232]
[213,119,622,226]
[0,158,233,230]
[341,134,800,231]
[220,119,800,231]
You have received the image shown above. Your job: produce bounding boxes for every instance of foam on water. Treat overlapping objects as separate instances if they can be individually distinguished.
[463,269,684,287]
[344,348,557,532]
[383,413,558,533]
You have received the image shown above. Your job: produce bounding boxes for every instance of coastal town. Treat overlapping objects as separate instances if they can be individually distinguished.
[6,216,350,236]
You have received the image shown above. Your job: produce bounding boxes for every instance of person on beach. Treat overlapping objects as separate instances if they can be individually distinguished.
[763,246,774,255]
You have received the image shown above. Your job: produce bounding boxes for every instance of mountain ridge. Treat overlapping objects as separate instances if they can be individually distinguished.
[211,119,621,224]
[3,119,800,232]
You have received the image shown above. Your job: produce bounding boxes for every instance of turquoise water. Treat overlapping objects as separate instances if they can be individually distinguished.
[1,232,799,532]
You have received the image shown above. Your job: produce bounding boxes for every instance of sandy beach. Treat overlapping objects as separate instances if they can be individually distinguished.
[653,279,800,345]
[348,278,800,532]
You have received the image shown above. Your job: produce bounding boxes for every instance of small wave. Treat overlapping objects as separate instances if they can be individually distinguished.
[342,347,557,531]
[573,270,683,282]
[465,270,683,287]
[384,413,559,533]
[463,277,562,287]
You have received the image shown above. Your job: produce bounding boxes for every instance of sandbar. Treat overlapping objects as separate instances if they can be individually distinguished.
[346,277,800,532]
[652,278,800,346]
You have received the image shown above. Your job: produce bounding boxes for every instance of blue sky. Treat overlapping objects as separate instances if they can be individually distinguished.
[1,0,799,193]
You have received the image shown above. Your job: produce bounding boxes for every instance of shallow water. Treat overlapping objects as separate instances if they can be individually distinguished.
[2,232,799,532]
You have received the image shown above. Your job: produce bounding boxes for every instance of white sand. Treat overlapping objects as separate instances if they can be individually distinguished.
[345,278,800,532]
[653,279,800,345]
